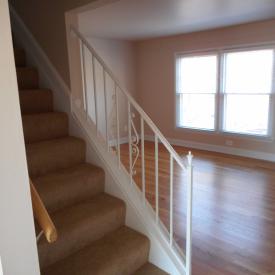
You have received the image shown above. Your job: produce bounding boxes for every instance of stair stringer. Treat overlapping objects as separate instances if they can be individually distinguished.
[10,6,186,274]
[70,105,185,275]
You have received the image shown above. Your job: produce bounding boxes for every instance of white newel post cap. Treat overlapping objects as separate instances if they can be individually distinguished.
[187,151,193,166]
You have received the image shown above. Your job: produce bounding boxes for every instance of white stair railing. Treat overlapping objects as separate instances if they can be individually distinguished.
[70,26,193,275]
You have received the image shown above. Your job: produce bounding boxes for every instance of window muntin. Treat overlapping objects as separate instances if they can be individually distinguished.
[176,47,274,137]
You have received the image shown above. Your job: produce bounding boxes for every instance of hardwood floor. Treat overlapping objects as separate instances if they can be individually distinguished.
[119,141,275,275]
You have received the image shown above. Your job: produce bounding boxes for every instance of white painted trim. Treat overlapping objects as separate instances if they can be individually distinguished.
[0,256,3,275]
[68,0,120,14]
[108,136,129,146]
[145,135,275,162]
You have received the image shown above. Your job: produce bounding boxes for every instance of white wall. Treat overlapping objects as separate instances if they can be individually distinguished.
[87,36,137,96]
[0,1,40,274]
[83,36,137,141]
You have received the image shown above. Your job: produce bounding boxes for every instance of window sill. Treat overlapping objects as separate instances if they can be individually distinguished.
[220,130,274,143]
[175,125,274,143]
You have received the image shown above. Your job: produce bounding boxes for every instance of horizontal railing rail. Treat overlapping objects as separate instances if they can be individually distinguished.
[70,26,193,275]
[30,179,57,243]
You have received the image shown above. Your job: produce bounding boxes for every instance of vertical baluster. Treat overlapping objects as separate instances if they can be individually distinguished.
[170,154,174,246]
[115,85,120,166]
[141,118,145,204]
[91,55,98,133]
[128,102,133,183]
[80,41,88,117]
[155,134,159,223]
[103,70,109,150]
[186,152,193,275]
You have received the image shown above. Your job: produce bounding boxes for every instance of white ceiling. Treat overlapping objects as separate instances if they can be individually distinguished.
[78,0,275,40]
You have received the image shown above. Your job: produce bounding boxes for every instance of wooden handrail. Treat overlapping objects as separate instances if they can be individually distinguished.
[30,179,57,243]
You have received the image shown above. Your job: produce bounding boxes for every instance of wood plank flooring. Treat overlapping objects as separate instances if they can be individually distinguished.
[119,141,275,275]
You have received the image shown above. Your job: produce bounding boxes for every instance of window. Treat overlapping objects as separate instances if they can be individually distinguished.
[176,47,274,137]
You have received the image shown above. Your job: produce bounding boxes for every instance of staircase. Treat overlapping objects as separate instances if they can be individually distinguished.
[14,46,168,275]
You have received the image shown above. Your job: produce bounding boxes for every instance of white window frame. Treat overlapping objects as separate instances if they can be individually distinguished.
[175,45,275,140]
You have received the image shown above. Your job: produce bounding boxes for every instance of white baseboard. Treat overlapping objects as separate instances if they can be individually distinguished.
[145,135,275,162]
[108,136,129,147]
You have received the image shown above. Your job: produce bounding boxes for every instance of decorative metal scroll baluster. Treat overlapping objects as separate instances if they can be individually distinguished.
[129,111,140,177]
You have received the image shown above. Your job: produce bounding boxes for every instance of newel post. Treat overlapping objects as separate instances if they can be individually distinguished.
[186,151,193,275]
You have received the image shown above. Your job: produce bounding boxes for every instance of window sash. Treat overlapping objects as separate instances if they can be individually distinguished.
[177,93,216,130]
[222,94,271,136]
[176,54,218,94]
[222,48,274,96]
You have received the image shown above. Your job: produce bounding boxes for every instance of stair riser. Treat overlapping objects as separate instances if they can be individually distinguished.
[35,165,105,213]
[42,227,150,275]
[26,139,86,178]
[14,49,26,67]
[17,68,39,89]
[39,199,126,268]
[19,90,53,114]
[23,113,69,143]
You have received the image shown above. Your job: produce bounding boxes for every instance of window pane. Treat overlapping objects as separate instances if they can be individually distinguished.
[224,50,273,94]
[178,94,215,130]
[223,95,270,136]
[177,55,217,93]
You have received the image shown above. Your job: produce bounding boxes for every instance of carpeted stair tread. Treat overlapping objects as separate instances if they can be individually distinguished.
[19,89,53,114]
[38,194,126,268]
[14,48,26,67]
[26,137,85,177]
[22,112,68,143]
[33,163,104,213]
[17,67,39,89]
[42,226,150,275]
[134,263,169,275]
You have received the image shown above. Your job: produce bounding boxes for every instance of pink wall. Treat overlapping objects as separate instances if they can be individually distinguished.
[88,36,137,97]
[87,36,137,139]
[136,19,275,157]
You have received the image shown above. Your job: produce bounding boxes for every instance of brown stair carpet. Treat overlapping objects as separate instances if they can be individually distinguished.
[19,89,53,114]
[15,47,168,274]
[17,67,39,89]
[34,164,105,213]
[26,137,86,178]
[14,48,26,67]
[43,226,150,275]
[39,194,126,268]
[22,112,68,143]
